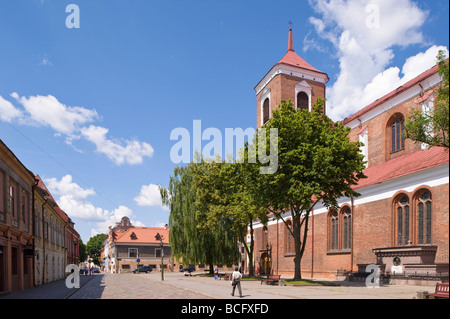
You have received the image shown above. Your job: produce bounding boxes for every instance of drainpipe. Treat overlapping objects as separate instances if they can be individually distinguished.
[41,199,49,284]
[31,179,38,287]
[311,208,314,278]
[276,217,279,276]
[350,196,354,273]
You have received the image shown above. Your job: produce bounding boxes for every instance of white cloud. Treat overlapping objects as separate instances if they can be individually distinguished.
[0,93,154,165]
[45,174,96,199]
[0,96,22,122]
[360,45,449,108]
[305,0,436,121]
[81,125,154,165]
[44,175,144,235]
[11,93,98,135]
[134,183,166,208]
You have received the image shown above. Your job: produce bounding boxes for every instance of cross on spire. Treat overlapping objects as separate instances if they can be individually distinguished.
[288,20,293,29]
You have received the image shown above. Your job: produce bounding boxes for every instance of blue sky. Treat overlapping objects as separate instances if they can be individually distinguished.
[1,0,449,243]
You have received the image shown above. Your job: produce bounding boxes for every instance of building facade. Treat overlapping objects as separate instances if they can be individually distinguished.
[104,217,173,273]
[1,139,80,294]
[34,176,75,286]
[0,140,35,293]
[251,28,449,283]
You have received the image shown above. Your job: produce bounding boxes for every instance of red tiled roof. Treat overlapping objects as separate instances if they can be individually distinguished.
[277,50,324,74]
[276,28,325,75]
[114,227,169,244]
[35,175,70,222]
[354,147,449,190]
[343,65,439,125]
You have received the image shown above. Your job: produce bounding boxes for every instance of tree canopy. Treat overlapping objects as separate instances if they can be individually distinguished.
[405,50,449,150]
[259,98,367,280]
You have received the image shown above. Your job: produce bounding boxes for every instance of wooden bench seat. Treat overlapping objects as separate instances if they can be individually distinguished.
[261,275,281,285]
[221,272,232,280]
[427,283,449,299]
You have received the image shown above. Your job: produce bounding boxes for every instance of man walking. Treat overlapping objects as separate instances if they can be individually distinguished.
[230,267,243,298]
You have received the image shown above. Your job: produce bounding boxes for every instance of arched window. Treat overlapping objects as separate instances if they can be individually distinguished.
[395,195,410,246]
[262,226,268,249]
[297,92,309,111]
[342,207,352,250]
[263,98,270,124]
[330,211,339,250]
[286,220,294,254]
[417,190,432,244]
[391,116,405,153]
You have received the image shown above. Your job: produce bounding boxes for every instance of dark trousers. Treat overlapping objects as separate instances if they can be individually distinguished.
[231,280,242,297]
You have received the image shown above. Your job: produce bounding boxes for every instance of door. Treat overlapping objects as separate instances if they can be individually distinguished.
[0,246,5,292]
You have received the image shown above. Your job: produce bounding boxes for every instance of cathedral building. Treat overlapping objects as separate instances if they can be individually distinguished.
[251,28,449,283]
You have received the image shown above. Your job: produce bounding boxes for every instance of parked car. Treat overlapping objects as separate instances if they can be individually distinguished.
[180,265,196,273]
[133,265,153,273]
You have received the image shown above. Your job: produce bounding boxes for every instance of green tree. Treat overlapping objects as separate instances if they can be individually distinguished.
[86,233,107,266]
[405,50,449,149]
[161,162,240,273]
[260,98,367,280]
[192,154,267,276]
[78,238,87,263]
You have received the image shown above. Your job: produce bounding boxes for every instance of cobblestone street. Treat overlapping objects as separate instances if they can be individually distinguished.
[1,271,433,300]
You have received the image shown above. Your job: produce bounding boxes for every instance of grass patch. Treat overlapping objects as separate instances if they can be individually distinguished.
[284,279,339,286]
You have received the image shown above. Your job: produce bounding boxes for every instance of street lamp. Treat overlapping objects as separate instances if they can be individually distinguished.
[155,233,164,281]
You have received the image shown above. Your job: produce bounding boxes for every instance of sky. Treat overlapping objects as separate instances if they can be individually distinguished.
[0,0,449,244]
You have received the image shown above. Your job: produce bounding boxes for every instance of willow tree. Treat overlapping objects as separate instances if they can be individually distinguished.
[160,163,239,273]
[192,154,268,276]
[260,98,367,280]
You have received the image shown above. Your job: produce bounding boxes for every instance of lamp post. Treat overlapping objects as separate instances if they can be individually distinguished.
[155,233,164,281]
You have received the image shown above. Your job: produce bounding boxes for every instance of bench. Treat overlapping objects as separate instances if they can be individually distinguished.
[261,275,281,285]
[427,283,449,299]
[221,272,232,280]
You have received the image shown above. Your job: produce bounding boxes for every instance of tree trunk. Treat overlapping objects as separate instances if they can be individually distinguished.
[293,215,303,280]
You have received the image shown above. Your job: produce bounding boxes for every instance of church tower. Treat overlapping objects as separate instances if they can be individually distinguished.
[254,27,328,129]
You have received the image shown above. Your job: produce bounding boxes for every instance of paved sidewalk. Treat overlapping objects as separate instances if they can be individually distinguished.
[142,272,429,299]
[0,271,433,299]
[0,274,96,299]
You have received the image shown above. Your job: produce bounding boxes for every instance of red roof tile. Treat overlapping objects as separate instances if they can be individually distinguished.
[114,227,169,244]
[343,65,439,125]
[354,147,449,190]
[277,50,325,74]
[276,28,325,74]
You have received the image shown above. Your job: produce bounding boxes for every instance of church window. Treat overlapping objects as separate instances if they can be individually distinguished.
[342,207,352,250]
[297,92,309,111]
[395,195,410,246]
[262,226,268,249]
[391,116,405,153]
[417,190,432,244]
[330,211,339,250]
[263,98,270,124]
[286,220,294,254]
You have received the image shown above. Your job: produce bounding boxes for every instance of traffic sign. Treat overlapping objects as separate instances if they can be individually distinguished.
[136,259,140,263]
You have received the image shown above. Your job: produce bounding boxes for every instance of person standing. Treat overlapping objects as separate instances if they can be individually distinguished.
[230,267,243,298]
[214,267,219,280]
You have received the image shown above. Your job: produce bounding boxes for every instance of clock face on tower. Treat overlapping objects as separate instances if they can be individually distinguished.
[393,256,401,266]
